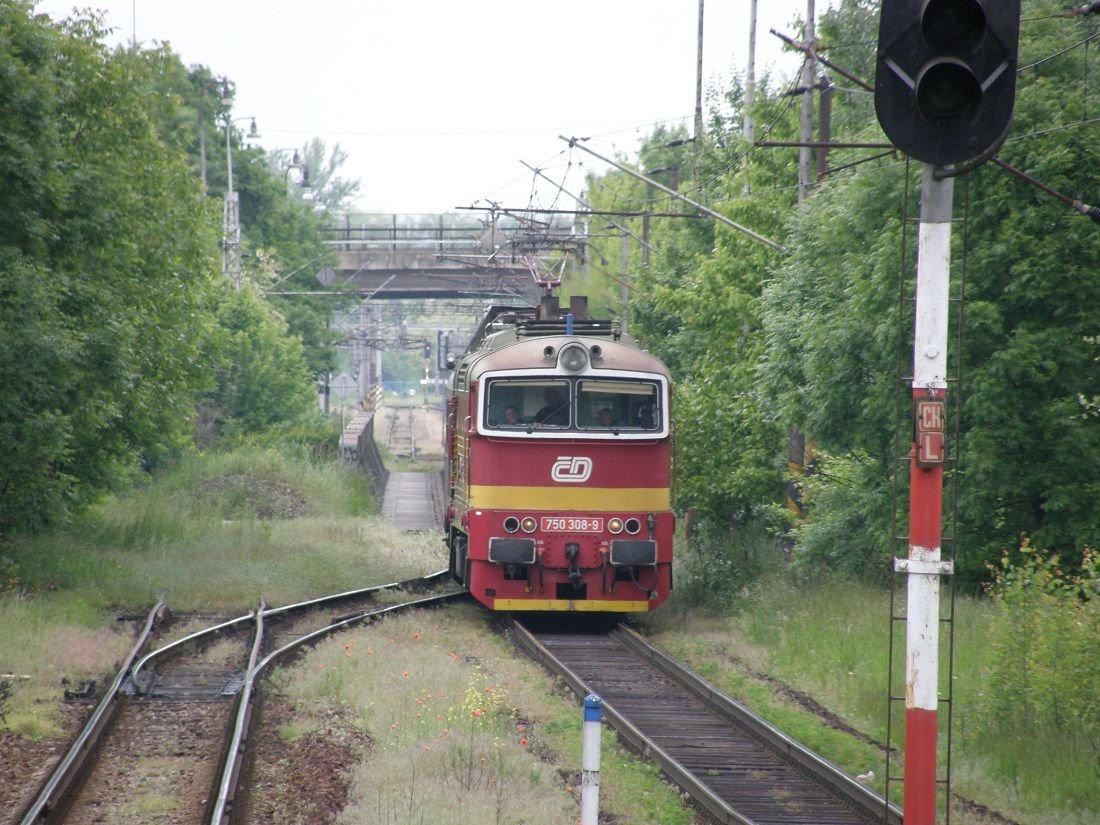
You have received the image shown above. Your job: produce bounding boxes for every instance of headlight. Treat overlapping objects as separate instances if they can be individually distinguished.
[624,518,642,535]
[520,516,538,533]
[608,517,624,534]
[559,344,588,373]
[503,516,520,533]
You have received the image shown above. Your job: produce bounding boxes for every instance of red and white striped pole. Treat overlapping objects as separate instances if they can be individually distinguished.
[897,163,955,825]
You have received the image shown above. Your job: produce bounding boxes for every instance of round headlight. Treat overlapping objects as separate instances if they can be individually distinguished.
[608,517,624,534]
[503,516,520,533]
[559,344,589,373]
[624,518,642,535]
[520,516,538,533]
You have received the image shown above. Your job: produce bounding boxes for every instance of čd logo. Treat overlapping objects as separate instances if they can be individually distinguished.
[551,456,593,483]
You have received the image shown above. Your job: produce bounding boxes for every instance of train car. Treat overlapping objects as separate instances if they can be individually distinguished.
[443,298,674,612]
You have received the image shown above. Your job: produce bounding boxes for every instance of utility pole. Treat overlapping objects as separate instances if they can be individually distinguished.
[224,117,241,289]
[817,76,832,180]
[199,93,207,192]
[745,0,758,143]
[694,0,705,142]
[798,0,816,204]
[620,230,630,336]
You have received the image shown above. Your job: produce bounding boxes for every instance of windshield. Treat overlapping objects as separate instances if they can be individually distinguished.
[483,376,662,434]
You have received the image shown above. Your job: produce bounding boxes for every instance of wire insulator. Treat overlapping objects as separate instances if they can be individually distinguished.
[1068,1,1100,16]
[1073,201,1100,225]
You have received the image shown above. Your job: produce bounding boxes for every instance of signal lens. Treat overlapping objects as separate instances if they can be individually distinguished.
[920,0,986,52]
[520,516,537,533]
[624,518,642,535]
[503,516,520,533]
[916,59,982,121]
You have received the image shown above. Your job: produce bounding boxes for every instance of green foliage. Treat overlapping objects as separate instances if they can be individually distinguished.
[672,518,780,610]
[756,0,1100,580]
[980,541,1100,741]
[266,138,361,212]
[789,451,895,579]
[0,6,338,537]
[204,285,316,436]
[0,7,221,534]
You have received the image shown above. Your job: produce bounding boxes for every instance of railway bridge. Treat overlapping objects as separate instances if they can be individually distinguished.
[319,212,579,301]
[315,211,581,408]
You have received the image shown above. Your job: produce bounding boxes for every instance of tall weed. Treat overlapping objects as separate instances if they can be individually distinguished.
[978,540,1100,742]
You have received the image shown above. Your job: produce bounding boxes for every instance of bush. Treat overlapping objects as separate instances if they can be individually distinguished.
[979,540,1100,739]
[672,515,780,610]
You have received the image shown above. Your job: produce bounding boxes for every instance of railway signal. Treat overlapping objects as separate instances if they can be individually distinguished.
[875,0,1021,167]
[875,5,1022,823]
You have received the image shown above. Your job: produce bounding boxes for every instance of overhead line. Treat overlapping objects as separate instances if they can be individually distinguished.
[561,136,790,256]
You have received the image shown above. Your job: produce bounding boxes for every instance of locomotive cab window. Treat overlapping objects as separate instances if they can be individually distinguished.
[578,379,661,431]
[482,375,664,436]
[484,378,571,429]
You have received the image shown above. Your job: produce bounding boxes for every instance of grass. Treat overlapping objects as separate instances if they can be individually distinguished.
[0,445,694,824]
[10,437,1092,822]
[273,602,693,825]
[641,562,1099,825]
[0,445,439,734]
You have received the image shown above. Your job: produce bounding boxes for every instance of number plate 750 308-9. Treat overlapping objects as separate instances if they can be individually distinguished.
[540,517,604,533]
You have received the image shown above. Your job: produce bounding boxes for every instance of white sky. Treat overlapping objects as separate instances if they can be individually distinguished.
[36,1,831,215]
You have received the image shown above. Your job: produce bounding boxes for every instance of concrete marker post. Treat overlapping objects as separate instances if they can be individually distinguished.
[581,694,603,825]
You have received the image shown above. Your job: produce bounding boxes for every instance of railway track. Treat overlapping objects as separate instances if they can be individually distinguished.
[384,406,416,458]
[16,571,464,825]
[509,618,903,825]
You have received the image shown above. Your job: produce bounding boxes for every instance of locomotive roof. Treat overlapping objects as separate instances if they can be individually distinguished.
[457,305,670,383]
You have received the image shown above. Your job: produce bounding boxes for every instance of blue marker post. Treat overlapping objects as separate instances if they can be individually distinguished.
[581,694,603,825]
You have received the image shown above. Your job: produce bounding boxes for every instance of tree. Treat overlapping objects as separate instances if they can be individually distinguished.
[0,6,222,533]
[266,138,361,212]
[760,0,1100,580]
[204,285,315,435]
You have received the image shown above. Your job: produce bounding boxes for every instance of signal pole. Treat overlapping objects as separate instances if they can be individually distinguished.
[897,164,953,825]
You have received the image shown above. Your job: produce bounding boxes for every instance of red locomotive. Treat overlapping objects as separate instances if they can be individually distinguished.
[443,298,673,612]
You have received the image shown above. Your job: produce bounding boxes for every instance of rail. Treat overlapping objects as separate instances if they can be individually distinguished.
[509,620,902,825]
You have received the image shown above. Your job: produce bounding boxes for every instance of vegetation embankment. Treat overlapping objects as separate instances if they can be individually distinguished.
[0,445,693,825]
[643,535,1099,825]
[0,3,356,539]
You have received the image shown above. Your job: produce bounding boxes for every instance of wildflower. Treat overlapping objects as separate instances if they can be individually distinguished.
[389,638,396,644]
[424,746,431,752]
[402,671,410,679]
[520,737,529,746]
[412,631,421,641]
[485,687,494,695]
[471,709,481,718]
[367,647,374,656]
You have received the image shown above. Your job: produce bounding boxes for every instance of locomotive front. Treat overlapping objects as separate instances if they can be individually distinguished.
[445,312,673,612]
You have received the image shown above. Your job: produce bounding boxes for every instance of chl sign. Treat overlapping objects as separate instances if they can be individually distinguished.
[915,400,945,467]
